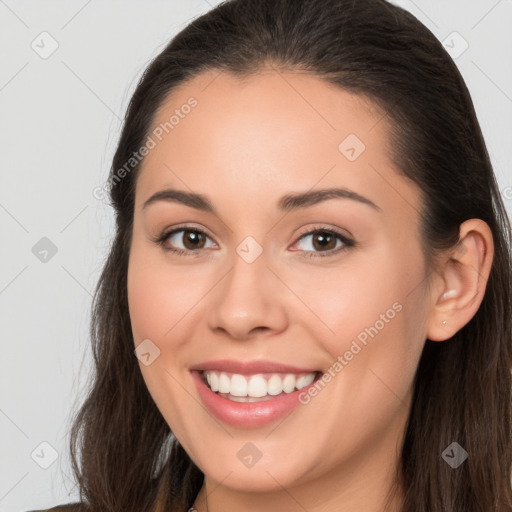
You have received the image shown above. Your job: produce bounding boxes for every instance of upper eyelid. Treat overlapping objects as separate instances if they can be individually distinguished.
[295,224,352,240]
[162,224,217,243]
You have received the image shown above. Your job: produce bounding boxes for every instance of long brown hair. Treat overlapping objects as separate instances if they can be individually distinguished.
[68,0,512,510]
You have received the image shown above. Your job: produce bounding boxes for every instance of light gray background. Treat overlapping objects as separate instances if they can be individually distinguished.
[1,1,511,511]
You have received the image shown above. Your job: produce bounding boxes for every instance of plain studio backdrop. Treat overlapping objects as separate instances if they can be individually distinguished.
[0,1,511,511]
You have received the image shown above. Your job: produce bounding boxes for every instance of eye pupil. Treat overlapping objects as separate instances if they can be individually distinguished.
[313,231,336,251]
[184,230,205,249]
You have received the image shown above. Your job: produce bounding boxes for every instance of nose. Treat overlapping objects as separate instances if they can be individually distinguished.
[207,249,288,341]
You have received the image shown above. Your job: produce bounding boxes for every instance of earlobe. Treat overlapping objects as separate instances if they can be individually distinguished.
[426,219,494,342]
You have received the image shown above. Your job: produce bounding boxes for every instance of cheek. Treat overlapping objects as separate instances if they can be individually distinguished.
[290,245,426,403]
[279,252,407,352]
[127,242,206,344]
[127,244,201,432]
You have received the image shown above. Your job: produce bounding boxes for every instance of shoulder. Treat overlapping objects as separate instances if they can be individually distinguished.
[25,503,85,512]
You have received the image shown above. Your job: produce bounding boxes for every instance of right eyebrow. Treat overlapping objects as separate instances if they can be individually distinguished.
[143,189,215,213]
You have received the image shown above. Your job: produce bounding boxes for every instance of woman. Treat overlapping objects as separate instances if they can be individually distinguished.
[30,0,512,510]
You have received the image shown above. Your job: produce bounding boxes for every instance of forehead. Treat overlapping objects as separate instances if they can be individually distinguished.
[134,69,420,222]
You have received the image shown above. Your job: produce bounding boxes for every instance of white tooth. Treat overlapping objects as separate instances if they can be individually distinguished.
[206,370,317,397]
[296,373,315,390]
[282,374,296,393]
[218,372,230,393]
[209,372,219,392]
[247,374,267,397]
[228,395,261,402]
[267,374,283,395]
[230,374,248,396]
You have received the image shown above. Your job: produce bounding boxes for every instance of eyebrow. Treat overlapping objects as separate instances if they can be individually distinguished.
[142,187,381,213]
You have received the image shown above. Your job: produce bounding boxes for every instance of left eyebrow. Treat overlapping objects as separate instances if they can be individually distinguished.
[277,187,381,212]
[141,187,381,213]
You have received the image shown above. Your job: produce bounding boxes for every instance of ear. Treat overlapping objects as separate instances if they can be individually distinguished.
[426,219,494,342]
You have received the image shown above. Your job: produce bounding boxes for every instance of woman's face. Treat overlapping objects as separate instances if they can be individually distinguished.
[127,69,432,501]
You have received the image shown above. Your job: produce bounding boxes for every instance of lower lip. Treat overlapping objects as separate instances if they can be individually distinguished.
[191,370,320,428]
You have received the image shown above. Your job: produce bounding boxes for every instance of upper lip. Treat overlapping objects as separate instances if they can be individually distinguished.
[189,359,320,375]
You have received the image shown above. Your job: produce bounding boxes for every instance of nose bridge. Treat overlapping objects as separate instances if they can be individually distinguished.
[207,238,287,339]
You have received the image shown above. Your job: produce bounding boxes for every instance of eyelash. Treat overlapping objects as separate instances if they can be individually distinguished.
[154,224,355,259]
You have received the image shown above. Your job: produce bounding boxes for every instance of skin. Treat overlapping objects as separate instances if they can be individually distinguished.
[126,68,494,512]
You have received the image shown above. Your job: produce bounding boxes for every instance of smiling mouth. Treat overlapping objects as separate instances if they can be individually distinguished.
[200,369,323,402]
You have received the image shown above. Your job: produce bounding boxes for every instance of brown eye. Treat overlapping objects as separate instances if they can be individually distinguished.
[292,227,355,258]
[157,227,217,256]
[180,230,207,250]
[310,231,338,251]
